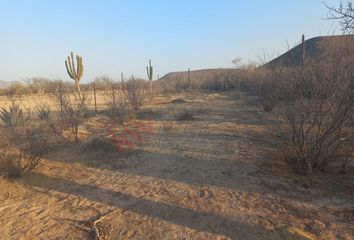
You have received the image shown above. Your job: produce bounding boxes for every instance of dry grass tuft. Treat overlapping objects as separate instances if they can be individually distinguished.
[175,110,194,121]
[84,136,117,153]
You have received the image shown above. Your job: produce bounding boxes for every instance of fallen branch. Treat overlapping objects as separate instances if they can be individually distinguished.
[92,208,119,239]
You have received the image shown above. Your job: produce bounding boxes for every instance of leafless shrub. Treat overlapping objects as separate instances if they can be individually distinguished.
[61,92,89,142]
[0,103,53,178]
[325,0,354,33]
[0,125,51,178]
[92,75,114,90]
[103,80,127,115]
[249,68,280,112]
[123,78,149,110]
[25,77,52,95]
[48,81,89,142]
[4,83,27,98]
[254,38,354,175]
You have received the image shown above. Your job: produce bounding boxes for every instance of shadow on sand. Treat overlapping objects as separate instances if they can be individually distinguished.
[24,172,303,240]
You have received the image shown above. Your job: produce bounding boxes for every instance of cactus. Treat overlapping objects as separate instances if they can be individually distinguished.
[121,72,125,91]
[65,52,84,99]
[146,59,153,97]
[121,72,124,83]
[146,59,153,81]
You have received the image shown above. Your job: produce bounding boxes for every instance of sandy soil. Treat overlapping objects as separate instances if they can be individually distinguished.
[0,92,353,240]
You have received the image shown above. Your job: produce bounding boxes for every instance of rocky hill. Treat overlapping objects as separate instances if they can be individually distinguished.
[266,34,354,67]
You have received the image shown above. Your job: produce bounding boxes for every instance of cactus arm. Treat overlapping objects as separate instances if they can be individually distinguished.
[79,57,84,80]
[65,59,74,79]
[76,55,82,80]
[76,55,80,80]
[68,55,76,80]
[146,59,153,80]
[70,52,77,79]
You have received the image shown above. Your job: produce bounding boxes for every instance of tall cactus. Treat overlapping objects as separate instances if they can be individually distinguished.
[65,52,84,99]
[146,59,153,97]
[121,72,125,91]
[146,59,153,80]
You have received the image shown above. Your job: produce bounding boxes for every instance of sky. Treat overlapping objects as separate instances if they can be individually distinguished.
[0,0,341,83]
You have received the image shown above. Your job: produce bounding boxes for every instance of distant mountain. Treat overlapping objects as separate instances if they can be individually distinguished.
[158,68,241,82]
[0,80,22,89]
[266,35,354,67]
[159,35,354,83]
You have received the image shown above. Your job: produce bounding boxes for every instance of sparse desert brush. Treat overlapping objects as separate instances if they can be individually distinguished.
[84,136,117,153]
[240,66,279,112]
[61,93,89,142]
[175,109,194,121]
[0,123,52,178]
[0,104,54,178]
[4,83,27,98]
[36,103,51,121]
[0,101,30,127]
[123,78,149,110]
[106,107,136,125]
[113,109,136,125]
[36,104,63,135]
[103,77,127,115]
[254,38,354,175]
[48,85,89,142]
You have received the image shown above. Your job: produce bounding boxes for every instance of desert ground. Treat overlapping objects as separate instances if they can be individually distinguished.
[0,92,353,240]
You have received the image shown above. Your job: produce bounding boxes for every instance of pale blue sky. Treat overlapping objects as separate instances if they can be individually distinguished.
[0,0,340,82]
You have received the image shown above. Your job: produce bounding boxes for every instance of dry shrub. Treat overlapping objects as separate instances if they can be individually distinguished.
[103,80,127,115]
[84,136,117,153]
[199,73,240,91]
[239,66,280,112]
[0,101,30,127]
[326,1,354,34]
[49,83,89,142]
[175,110,194,121]
[123,78,149,110]
[36,103,63,135]
[111,109,136,125]
[255,75,279,112]
[158,69,247,93]
[0,104,53,178]
[254,37,354,175]
[1,126,50,178]
[61,93,89,142]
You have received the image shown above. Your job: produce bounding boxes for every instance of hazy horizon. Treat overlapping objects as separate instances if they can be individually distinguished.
[0,0,341,83]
